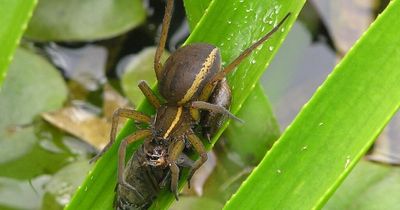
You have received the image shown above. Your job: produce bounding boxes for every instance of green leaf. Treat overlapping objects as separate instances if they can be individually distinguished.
[324,160,400,210]
[223,1,400,209]
[0,48,67,132]
[0,175,50,209]
[183,0,211,30]
[225,83,280,164]
[170,197,223,210]
[43,160,92,210]
[0,47,68,176]
[0,0,37,88]
[25,0,146,41]
[67,0,298,209]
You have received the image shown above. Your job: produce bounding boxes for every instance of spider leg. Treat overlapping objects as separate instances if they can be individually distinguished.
[90,108,151,163]
[138,80,161,108]
[167,139,185,200]
[117,129,152,199]
[186,132,207,188]
[154,0,174,80]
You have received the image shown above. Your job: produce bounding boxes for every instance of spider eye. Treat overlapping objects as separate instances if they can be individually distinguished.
[149,155,158,161]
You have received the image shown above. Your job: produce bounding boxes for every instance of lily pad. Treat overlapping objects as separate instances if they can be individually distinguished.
[0,47,67,130]
[0,47,67,164]
[25,0,146,41]
[0,175,51,210]
[42,159,92,210]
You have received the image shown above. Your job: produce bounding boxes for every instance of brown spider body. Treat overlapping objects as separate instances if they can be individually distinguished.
[158,44,221,105]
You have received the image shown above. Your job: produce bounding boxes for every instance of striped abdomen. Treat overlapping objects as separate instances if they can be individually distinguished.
[158,43,221,105]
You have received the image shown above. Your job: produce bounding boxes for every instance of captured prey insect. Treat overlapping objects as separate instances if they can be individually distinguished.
[114,142,193,210]
[90,0,291,208]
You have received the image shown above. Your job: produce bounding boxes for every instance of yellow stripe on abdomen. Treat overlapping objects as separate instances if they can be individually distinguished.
[178,48,218,104]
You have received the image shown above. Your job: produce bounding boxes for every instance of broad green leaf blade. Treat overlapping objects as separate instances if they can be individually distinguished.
[68,0,301,209]
[25,0,146,41]
[224,1,400,209]
[170,197,223,210]
[0,0,37,88]
[183,0,211,30]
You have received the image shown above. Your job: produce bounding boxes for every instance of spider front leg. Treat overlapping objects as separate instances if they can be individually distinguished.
[167,139,185,200]
[90,108,151,163]
[186,132,207,188]
[138,80,161,108]
[117,129,152,199]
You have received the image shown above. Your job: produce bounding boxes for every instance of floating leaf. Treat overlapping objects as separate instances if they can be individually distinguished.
[0,48,67,130]
[0,48,67,164]
[25,0,146,41]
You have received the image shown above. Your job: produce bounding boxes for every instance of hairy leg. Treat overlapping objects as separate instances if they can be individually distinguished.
[138,80,161,108]
[186,132,208,188]
[167,139,185,200]
[117,130,152,199]
[90,108,151,163]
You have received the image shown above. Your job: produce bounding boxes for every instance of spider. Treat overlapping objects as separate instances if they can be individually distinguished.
[91,0,291,202]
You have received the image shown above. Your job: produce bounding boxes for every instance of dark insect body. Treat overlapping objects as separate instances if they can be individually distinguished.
[115,144,193,210]
[90,0,291,209]
[114,145,167,210]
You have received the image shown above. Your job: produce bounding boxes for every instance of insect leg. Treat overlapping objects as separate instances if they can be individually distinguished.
[138,80,161,108]
[118,129,152,199]
[154,0,174,80]
[167,139,185,200]
[90,108,151,163]
[186,132,207,188]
